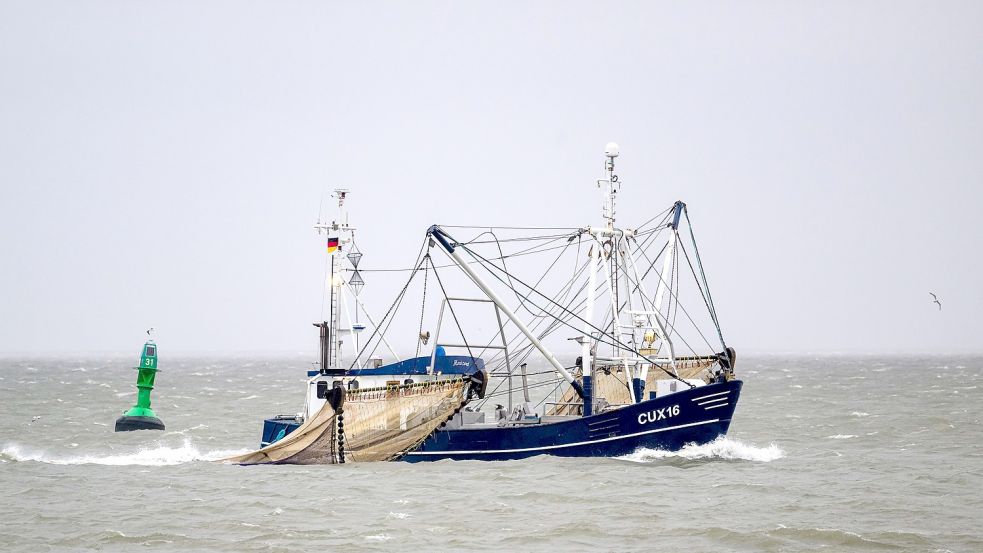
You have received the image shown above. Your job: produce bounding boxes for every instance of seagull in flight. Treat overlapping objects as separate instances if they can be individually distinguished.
[31,415,41,423]
[929,292,942,311]
[146,327,155,337]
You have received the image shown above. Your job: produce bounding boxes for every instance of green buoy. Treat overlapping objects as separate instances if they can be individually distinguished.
[115,338,165,432]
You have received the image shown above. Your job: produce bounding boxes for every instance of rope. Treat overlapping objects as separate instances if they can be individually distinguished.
[429,257,479,370]
[492,229,579,319]
[451,238,693,386]
[632,236,716,354]
[439,224,583,231]
[413,255,430,361]
[632,204,674,233]
[675,237,724,352]
[473,236,587,364]
[353,233,582,273]
[346,235,429,371]
[683,206,727,351]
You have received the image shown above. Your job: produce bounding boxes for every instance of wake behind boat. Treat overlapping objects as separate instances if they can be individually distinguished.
[229,143,741,464]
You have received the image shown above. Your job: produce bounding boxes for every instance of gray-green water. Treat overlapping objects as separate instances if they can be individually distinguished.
[1,355,980,552]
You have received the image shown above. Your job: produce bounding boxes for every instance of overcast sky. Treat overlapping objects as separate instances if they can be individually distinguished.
[1,1,980,356]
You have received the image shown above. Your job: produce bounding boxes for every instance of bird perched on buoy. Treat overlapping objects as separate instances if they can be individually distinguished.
[930,292,942,311]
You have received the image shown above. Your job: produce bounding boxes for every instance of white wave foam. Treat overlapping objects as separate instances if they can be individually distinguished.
[826,434,857,440]
[851,412,870,417]
[0,439,248,466]
[619,437,784,463]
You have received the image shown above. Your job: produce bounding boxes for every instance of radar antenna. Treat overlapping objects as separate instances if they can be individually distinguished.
[598,142,621,228]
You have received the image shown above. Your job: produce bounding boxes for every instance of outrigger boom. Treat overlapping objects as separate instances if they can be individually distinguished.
[428,225,585,399]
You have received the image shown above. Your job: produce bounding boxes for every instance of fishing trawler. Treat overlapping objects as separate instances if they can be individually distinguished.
[235,144,740,465]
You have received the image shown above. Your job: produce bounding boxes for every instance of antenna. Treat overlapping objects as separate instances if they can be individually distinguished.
[334,188,350,228]
[598,142,621,228]
[605,142,620,158]
[315,188,325,227]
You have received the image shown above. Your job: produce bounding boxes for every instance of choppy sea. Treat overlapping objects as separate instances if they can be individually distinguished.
[1,355,980,552]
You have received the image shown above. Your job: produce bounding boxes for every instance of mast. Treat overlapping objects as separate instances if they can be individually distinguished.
[598,142,623,359]
[581,143,629,411]
[590,142,684,404]
[314,188,355,374]
[329,254,336,366]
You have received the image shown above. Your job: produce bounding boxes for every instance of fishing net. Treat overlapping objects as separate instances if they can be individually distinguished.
[222,387,344,465]
[224,376,477,465]
[341,378,469,462]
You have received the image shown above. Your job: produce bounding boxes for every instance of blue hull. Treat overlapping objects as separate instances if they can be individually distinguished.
[403,379,742,462]
[260,416,301,448]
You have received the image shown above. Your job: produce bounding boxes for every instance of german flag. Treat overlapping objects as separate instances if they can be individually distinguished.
[327,237,339,253]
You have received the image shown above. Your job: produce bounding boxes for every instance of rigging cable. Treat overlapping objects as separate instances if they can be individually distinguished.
[428,256,479,369]
[473,235,587,363]
[352,235,582,273]
[413,254,430,361]
[472,264,590,408]
[346,236,429,371]
[451,240,694,386]
[471,239,595,409]
[474,283,590,410]
[439,224,582,231]
[491,229,580,319]
[632,204,674,233]
[476,232,693,410]
[468,204,727,406]
[676,234,726,352]
[683,206,727,351]
[631,237,716,354]
[593,233,707,359]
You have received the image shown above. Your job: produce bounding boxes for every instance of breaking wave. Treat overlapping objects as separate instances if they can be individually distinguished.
[618,437,784,463]
[0,439,248,466]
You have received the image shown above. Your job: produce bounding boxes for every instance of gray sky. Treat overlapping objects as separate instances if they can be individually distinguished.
[1,1,981,356]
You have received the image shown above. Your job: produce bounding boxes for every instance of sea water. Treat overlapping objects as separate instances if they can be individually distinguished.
[0,355,980,552]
